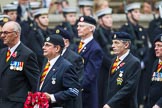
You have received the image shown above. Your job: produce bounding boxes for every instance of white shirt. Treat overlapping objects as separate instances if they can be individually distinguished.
[39,55,60,103]
[118,50,130,65]
[9,41,21,57]
[81,35,93,50]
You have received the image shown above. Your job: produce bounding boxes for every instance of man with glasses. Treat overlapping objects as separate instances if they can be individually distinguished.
[38,34,80,108]
[0,21,40,108]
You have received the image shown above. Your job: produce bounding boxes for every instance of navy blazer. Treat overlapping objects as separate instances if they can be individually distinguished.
[63,48,84,82]
[0,43,40,107]
[79,39,103,108]
[106,53,141,108]
[147,59,162,108]
[39,56,80,108]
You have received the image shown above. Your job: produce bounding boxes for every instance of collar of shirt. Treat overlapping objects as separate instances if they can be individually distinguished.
[159,59,162,63]
[8,41,21,56]
[48,55,60,71]
[118,49,130,64]
[81,35,93,48]
[61,48,67,56]
[39,55,60,90]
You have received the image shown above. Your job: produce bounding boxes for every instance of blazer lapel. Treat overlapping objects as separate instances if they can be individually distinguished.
[80,39,94,55]
[41,57,62,90]
[0,44,22,75]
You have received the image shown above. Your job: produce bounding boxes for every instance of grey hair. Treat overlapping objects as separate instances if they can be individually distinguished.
[122,40,131,49]
[13,22,21,35]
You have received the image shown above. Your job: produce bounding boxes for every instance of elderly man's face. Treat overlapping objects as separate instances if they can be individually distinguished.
[0,22,18,47]
[155,41,162,58]
[77,22,94,39]
[112,40,128,57]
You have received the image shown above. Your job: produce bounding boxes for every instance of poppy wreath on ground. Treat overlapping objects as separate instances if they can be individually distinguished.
[24,92,49,108]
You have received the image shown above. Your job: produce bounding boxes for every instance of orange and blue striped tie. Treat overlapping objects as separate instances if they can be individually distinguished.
[6,50,11,62]
[40,62,50,85]
[111,58,120,74]
[78,41,84,53]
[157,62,162,72]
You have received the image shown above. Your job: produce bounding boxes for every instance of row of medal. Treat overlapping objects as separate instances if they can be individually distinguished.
[152,72,162,82]
[10,61,24,71]
[116,70,124,85]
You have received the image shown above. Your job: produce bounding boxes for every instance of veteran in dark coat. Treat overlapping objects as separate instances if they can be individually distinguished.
[0,21,40,108]
[54,26,84,108]
[38,34,80,108]
[119,3,151,106]
[146,34,162,108]
[77,16,103,108]
[103,32,141,108]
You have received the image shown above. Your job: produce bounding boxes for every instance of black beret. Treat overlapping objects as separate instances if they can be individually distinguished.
[45,34,65,48]
[154,33,162,43]
[78,16,96,26]
[112,32,132,40]
[54,26,72,41]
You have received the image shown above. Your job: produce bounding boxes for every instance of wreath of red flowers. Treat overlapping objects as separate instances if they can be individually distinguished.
[24,92,49,108]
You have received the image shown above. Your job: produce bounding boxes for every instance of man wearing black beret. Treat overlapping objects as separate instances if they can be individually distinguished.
[146,34,162,108]
[54,26,84,108]
[38,34,80,108]
[103,32,141,108]
[77,16,103,108]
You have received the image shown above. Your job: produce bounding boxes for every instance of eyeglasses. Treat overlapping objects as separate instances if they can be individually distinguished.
[0,31,16,35]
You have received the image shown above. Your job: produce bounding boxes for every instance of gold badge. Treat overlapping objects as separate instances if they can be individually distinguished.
[56,29,60,34]
[3,18,8,23]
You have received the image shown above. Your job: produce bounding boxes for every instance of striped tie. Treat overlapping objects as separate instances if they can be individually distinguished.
[40,62,50,85]
[157,62,162,72]
[111,58,120,74]
[6,50,11,62]
[78,41,84,53]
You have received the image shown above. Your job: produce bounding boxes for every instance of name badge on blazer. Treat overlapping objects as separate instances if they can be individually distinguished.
[10,61,24,71]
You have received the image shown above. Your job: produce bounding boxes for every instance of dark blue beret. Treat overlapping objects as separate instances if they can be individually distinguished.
[54,26,72,41]
[78,16,96,26]
[45,34,65,48]
[112,32,132,40]
[154,33,162,43]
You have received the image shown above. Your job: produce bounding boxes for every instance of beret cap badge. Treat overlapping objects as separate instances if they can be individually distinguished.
[114,34,117,39]
[46,37,50,41]
[80,17,84,22]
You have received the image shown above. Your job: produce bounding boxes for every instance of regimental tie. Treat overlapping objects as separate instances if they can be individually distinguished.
[6,49,11,62]
[111,58,120,74]
[157,62,162,72]
[40,62,50,85]
[78,41,84,53]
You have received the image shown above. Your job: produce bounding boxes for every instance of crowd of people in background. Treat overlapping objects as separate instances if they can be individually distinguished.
[0,0,162,108]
